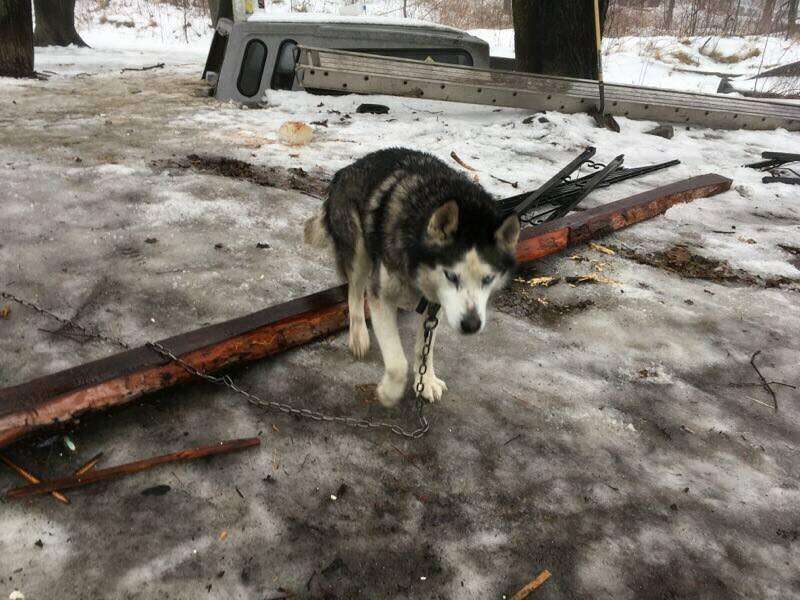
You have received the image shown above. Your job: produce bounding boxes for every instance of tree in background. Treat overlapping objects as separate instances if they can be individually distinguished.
[512,0,608,79]
[789,0,798,36]
[758,0,776,32]
[664,0,676,29]
[33,0,87,46]
[0,0,34,77]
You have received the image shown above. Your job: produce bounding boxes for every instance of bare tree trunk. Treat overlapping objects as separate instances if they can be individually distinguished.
[689,0,699,35]
[758,0,776,32]
[731,0,741,36]
[513,0,608,79]
[33,0,87,46]
[664,0,676,29]
[0,0,34,77]
[789,0,799,36]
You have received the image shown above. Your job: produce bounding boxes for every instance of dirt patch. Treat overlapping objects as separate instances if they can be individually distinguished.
[701,43,761,64]
[669,49,700,66]
[615,244,799,289]
[494,283,594,326]
[151,154,330,199]
[750,211,800,225]
[778,244,800,269]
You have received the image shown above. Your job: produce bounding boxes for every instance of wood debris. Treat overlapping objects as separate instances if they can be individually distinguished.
[0,451,102,505]
[749,350,778,412]
[523,276,561,287]
[1,454,70,505]
[565,273,620,285]
[5,438,260,500]
[491,174,519,188]
[589,242,616,255]
[511,569,551,600]
[121,62,165,73]
[450,151,477,171]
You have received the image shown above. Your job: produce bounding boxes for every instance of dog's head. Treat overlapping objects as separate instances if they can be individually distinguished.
[415,200,520,334]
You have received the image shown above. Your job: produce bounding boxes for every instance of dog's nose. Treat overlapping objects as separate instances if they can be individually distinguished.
[460,311,481,334]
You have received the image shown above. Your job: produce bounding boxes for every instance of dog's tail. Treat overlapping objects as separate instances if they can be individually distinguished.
[303,207,333,249]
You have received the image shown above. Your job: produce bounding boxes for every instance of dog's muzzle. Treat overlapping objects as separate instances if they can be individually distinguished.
[460,309,481,334]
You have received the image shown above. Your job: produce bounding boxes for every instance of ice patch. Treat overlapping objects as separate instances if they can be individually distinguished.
[142,191,257,227]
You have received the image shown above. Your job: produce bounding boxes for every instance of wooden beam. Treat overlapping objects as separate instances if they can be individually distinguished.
[0,174,731,448]
[515,173,732,261]
[0,285,349,447]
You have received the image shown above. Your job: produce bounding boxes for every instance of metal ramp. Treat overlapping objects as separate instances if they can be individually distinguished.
[295,46,800,131]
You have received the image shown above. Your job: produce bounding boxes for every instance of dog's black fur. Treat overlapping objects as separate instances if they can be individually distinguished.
[323,148,515,288]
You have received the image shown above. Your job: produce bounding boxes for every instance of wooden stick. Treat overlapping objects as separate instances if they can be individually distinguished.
[75,452,103,476]
[750,350,778,411]
[1,453,70,505]
[511,570,551,600]
[450,151,478,171]
[0,175,731,449]
[6,438,259,499]
[121,62,165,73]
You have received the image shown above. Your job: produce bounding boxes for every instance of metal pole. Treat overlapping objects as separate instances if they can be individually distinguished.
[593,0,605,115]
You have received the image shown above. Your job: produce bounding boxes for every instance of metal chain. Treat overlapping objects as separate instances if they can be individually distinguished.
[2,291,430,440]
[0,291,130,350]
[415,304,440,399]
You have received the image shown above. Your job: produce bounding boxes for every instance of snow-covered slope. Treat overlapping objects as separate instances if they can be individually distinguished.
[470,27,800,94]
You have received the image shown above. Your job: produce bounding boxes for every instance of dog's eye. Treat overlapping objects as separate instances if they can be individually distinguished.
[481,275,495,286]
[444,270,460,286]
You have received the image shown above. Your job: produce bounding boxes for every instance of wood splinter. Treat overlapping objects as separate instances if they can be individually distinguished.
[5,438,259,500]
[0,452,103,505]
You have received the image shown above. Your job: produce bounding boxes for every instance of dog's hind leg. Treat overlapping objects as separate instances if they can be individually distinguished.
[413,315,447,403]
[347,237,371,359]
[369,290,408,407]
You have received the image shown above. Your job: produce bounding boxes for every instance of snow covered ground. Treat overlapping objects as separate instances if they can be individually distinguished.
[1,4,800,600]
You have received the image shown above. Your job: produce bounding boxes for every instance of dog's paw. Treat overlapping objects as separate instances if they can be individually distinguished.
[348,321,370,359]
[377,374,406,407]
[416,374,447,403]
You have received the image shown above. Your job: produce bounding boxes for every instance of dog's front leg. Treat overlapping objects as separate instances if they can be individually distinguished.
[369,293,408,407]
[413,315,447,403]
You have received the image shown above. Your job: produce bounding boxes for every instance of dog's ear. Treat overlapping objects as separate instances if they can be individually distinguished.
[426,201,459,245]
[495,214,520,254]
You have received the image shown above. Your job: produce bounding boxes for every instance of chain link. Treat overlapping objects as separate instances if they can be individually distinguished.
[2,291,430,440]
[415,304,440,398]
[1,291,130,350]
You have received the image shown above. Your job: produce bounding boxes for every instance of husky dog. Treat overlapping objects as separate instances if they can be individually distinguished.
[304,148,520,406]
